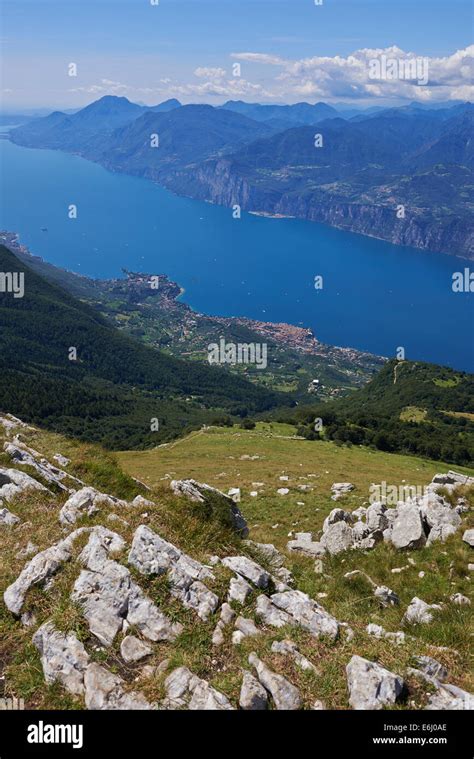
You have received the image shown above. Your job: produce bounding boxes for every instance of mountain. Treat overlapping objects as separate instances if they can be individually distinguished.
[148,98,182,112]
[221,100,339,125]
[9,99,474,258]
[9,96,182,150]
[0,244,286,447]
[293,359,474,465]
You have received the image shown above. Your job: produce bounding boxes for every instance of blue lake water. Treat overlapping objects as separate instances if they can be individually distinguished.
[0,136,473,371]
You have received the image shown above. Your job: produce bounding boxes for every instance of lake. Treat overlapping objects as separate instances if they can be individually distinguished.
[0,135,472,371]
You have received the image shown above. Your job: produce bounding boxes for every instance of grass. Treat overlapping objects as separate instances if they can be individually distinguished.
[399,406,428,423]
[1,420,473,709]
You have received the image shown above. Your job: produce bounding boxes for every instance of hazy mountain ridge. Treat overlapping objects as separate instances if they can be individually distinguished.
[9,97,474,258]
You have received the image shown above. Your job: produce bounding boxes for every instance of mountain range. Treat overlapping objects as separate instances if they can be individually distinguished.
[8,96,474,257]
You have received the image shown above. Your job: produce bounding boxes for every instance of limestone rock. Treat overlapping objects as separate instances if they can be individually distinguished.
[128,525,217,619]
[228,575,253,604]
[120,635,152,663]
[462,529,474,547]
[163,666,234,710]
[0,466,48,502]
[170,479,248,535]
[33,622,89,696]
[222,556,270,589]
[239,671,268,710]
[450,593,470,606]
[390,505,426,550]
[270,590,339,640]
[248,653,301,710]
[413,655,448,682]
[346,655,405,710]
[256,595,293,628]
[4,527,90,615]
[403,596,442,625]
[234,616,261,640]
[59,487,126,526]
[425,683,474,710]
[0,507,20,525]
[320,521,354,555]
[131,495,155,508]
[271,639,318,672]
[84,663,153,710]
[331,482,354,500]
[374,585,400,607]
[287,538,326,557]
[366,624,405,645]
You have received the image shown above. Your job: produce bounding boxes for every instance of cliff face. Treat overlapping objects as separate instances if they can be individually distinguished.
[158,159,474,260]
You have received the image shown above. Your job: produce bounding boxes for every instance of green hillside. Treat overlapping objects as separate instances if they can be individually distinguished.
[290,360,474,465]
[0,245,286,448]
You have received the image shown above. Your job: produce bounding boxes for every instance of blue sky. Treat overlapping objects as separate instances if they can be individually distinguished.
[2,0,473,109]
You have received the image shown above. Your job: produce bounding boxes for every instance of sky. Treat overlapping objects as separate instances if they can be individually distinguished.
[1,0,473,111]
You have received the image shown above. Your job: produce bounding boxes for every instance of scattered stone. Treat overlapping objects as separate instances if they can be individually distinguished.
[365,502,388,532]
[227,488,241,503]
[248,653,301,710]
[331,482,354,501]
[287,531,326,557]
[374,585,400,607]
[403,597,442,625]
[234,616,261,641]
[53,453,70,467]
[450,593,471,606]
[59,487,126,526]
[0,467,48,502]
[322,508,353,533]
[312,699,326,710]
[228,576,252,604]
[128,525,218,620]
[462,529,474,548]
[33,622,89,696]
[131,495,155,508]
[0,507,20,526]
[390,505,426,550]
[120,635,152,663]
[163,666,234,710]
[170,479,248,535]
[239,671,268,710]
[72,530,182,646]
[413,656,448,682]
[346,655,405,710]
[4,527,90,615]
[212,603,236,646]
[222,556,270,589]
[277,488,289,496]
[366,623,405,645]
[425,683,474,711]
[245,541,285,568]
[84,663,153,710]
[271,639,318,672]
[269,590,339,640]
[320,521,354,555]
[15,541,38,559]
[256,595,293,628]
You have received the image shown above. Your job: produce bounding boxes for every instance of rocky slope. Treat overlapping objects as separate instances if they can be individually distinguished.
[1,414,473,710]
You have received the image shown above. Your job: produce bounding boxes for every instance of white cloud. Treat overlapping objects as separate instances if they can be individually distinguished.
[229,45,474,102]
